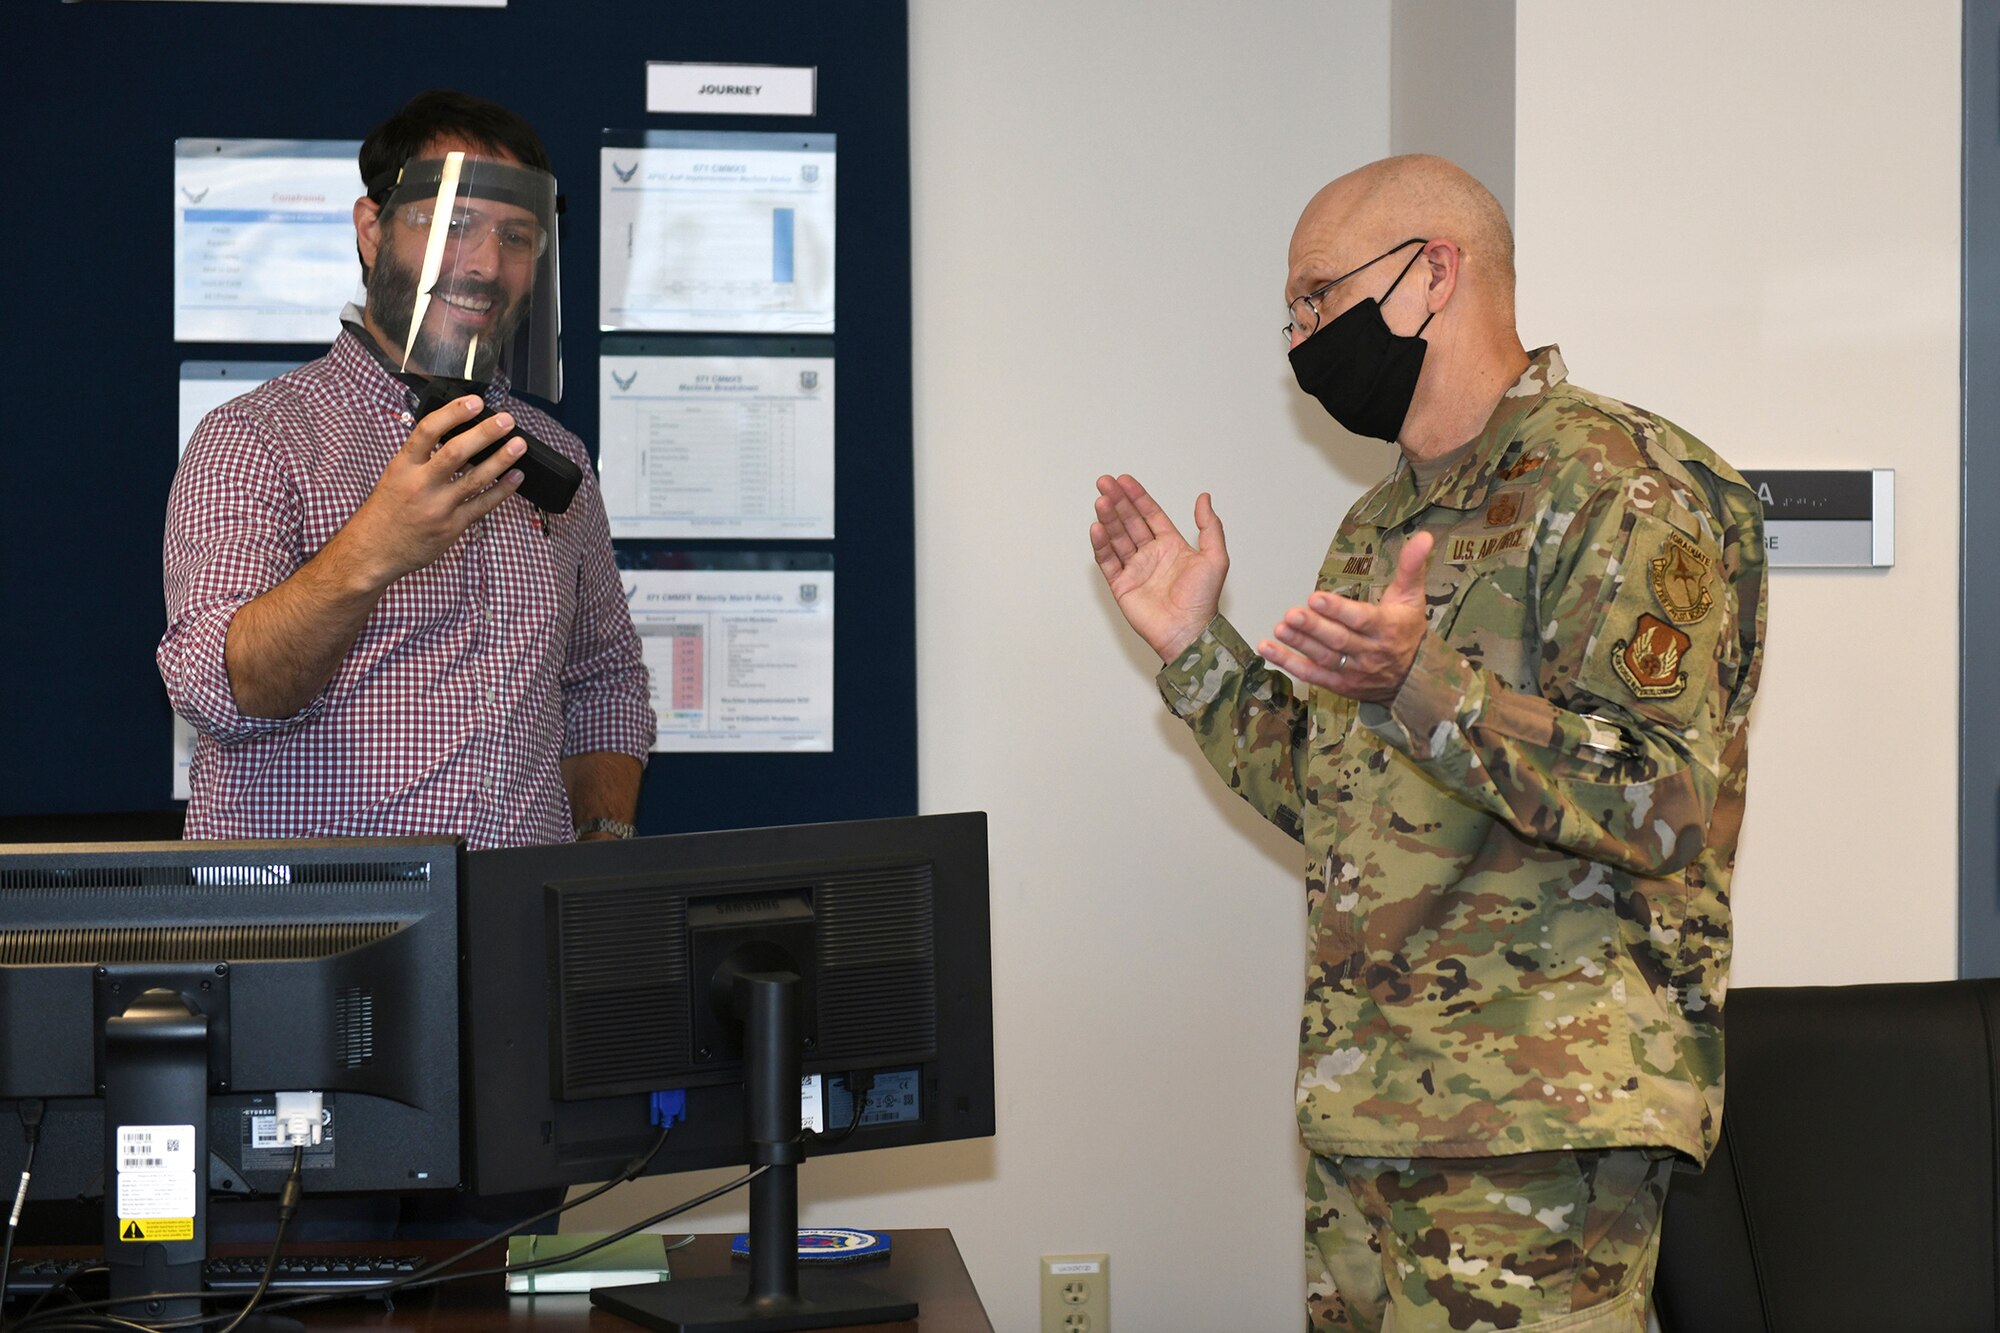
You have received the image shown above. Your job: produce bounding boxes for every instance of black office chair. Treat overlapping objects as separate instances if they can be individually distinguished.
[1654,978,2000,1332]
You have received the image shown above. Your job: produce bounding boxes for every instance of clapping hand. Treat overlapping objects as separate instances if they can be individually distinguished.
[1258,532,1434,703]
[1090,474,1230,663]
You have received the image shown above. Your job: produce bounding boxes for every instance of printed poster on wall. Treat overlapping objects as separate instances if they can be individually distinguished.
[601,130,836,334]
[174,139,363,343]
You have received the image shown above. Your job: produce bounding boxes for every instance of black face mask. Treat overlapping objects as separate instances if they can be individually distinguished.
[1288,242,1435,443]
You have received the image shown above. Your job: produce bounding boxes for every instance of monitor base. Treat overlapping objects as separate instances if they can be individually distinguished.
[592,1271,915,1332]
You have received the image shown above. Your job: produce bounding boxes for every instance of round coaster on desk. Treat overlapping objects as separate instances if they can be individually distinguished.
[729,1228,892,1264]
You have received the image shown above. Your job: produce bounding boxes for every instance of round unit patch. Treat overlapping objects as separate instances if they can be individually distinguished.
[730,1228,892,1265]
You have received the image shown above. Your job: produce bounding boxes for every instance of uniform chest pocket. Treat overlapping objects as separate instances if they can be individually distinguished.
[1435,568,1536,693]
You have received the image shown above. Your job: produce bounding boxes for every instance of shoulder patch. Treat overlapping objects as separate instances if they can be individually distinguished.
[1648,531,1714,626]
[1612,615,1691,699]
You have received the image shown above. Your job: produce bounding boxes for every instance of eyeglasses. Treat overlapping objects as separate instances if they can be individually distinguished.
[398,204,548,260]
[1282,237,1428,343]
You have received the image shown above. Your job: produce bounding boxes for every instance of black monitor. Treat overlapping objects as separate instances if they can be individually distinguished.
[459,811,994,1330]
[0,838,462,1316]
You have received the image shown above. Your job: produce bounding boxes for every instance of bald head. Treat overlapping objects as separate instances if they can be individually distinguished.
[1289,154,1515,326]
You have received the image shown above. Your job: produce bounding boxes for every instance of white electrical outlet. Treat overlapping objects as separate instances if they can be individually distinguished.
[1040,1253,1108,1333]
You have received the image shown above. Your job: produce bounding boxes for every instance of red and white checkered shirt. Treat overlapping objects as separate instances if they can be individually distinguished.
[159,330,655,849]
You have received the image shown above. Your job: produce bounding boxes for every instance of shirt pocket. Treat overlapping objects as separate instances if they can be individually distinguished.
[1438,577,1534,692]
[1432,524,1536,692]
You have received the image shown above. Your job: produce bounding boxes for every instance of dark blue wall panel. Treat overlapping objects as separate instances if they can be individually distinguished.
[2,0,914,836]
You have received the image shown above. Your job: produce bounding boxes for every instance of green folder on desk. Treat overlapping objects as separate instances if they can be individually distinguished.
[505,1233,674,1294]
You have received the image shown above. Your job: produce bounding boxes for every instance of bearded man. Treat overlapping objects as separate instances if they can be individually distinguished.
[161,90,653,849]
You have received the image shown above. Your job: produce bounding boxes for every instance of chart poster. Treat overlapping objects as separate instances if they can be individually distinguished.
[599,345,834,539]
[601,131,835,334]
[175,139,363,343]
[621,558,833,753]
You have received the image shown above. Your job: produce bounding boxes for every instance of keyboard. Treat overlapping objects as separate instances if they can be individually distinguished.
[5,1253,421,1297]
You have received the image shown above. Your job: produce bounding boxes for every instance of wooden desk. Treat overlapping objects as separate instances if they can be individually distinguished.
[11,1232,990,1333]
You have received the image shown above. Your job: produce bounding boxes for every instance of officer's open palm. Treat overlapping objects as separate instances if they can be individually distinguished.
[1261,531,1434,703]
[1091,474,1229,663]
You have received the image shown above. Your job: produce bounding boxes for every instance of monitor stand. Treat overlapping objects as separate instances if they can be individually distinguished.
[592,972,915,1332]
[100,974,303,1333]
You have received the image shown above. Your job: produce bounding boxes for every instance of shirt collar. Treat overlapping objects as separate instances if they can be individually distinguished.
[334,303,512,412]
[1350,344,1567,529]
[328,319,421,418]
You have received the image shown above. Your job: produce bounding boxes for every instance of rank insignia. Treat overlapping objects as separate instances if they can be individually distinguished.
[1484,492,1522,527]
[1612,614,1692,699]
[1648,532,1713,625]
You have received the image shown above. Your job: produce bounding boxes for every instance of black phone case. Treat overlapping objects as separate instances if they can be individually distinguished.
[412,379,583,515]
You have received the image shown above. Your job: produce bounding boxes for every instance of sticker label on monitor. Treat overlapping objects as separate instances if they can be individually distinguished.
[801,1074,826,1134]
[118,1217,194,1243]
[115,1125,197,1220]
[856,1069,922,1127]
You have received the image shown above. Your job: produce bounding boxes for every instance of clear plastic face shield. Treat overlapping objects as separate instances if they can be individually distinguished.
[367,152,562,399]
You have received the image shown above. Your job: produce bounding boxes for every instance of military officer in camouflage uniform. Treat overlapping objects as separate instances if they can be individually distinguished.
[1090,155,1765,1332]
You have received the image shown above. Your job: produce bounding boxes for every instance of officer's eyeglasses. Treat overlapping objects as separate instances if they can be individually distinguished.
[398,204,547,260]
[1282,237,1428,344]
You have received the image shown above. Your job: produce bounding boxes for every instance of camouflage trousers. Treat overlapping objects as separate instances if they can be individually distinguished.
[1305,1148,1673,1332]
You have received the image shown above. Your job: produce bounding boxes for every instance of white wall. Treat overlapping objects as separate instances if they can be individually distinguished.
[1391,0,1515,216]
[1514,2,1962,987]
[567,5,1396,1331]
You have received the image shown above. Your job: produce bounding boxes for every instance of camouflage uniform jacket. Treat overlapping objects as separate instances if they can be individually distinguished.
[1158,347,1766,1163]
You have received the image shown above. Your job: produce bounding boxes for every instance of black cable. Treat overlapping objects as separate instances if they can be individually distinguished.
[808,1074,875,1150]
[15,1138,304,1333]
[365,1162,768,1298]
[2,1099,48,1333]
[0,1142,35,1327]
[18,1121,693,1333]
[15,1316,150,1333]
[208,1145,302,1333]
[154,1157,764,1330]
[296,1121,684,1307]
[18,1266,103,1328]
[61,1122,684,1332]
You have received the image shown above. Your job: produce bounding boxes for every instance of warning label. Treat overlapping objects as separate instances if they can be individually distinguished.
[118,1218,195,1242]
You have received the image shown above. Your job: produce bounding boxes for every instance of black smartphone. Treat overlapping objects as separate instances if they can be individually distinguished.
[412,378,583,515]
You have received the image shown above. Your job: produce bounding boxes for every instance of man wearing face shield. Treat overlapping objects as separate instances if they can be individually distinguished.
[160,91,654,856]
[1091,156,1767,1332]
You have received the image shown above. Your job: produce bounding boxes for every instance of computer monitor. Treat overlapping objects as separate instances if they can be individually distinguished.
[460,811,993,1192]
[0,838,462,1315]
[459,812,994,1330]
